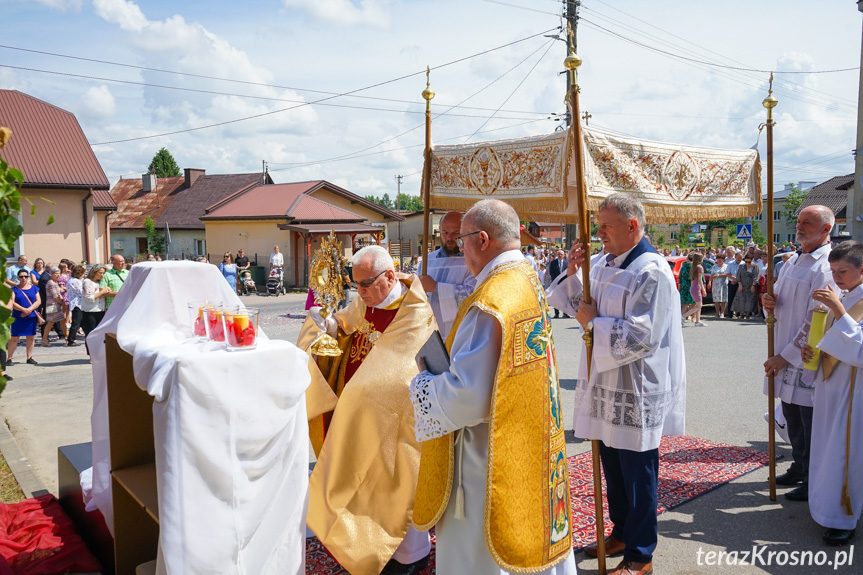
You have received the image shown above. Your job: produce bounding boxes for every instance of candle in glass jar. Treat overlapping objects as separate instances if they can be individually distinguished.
[804,308,828,371]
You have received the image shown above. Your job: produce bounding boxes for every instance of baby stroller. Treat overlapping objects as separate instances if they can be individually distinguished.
[239,269,256,296]
[267,267,284,296]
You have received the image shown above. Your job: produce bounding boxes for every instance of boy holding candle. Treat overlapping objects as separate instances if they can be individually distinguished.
[802,240,863,546]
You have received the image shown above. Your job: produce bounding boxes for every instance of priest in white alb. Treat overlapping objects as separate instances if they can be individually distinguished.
[802,240,863,546]
[409,199,576,575]
[419,211,476,338]
[762,205,837,502]
[546,193,686,575]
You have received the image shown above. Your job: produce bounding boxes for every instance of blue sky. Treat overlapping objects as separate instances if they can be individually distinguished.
[1,0,859,199]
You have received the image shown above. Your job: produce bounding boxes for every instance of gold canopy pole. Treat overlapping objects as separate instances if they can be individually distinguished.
[564,29,606,575]
[762,75,779,501]
[421,67,435,276]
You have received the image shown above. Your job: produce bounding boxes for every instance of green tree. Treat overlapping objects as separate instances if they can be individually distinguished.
[144,216,165,255]
[395,194,423,211]
[364,194,396,210]
[782,183,808,222]
[0,128,27,394]
[752,221,766,246]
[147,147,181,178]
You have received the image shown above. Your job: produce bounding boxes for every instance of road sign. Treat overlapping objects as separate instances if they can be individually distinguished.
[736,224,752,239]
[692,224,699,233]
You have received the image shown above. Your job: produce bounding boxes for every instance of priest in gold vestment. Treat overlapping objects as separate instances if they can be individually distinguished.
[409,199,576,575]
[298,245,436,575]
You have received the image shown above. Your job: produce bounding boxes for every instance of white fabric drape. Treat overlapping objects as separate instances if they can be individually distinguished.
[88,261,310,574]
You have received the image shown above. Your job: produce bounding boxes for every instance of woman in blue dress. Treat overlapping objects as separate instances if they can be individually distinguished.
[218,252,238,292]
[7,269,41,365]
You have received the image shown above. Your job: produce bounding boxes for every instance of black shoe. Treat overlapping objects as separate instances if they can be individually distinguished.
[3,374,11,381]
[775,470,806,486]
[6,360,13,366]
[785,483,808,501]
[380,555,429,575]
[26,358,38,365]
[563,314,571,318]
[554,313,559,318]
[823,528,855,546]
[67,341,78,347]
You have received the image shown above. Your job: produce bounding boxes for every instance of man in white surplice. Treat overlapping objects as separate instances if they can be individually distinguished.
[419,211,476,338]
[762,205,836,502]
[801,240,863,547]
[410,199,576,575]
[546,193,686,575]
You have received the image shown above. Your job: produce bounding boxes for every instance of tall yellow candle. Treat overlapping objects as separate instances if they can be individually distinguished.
[804,308,829,371]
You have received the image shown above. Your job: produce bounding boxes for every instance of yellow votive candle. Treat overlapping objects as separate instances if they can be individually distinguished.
[804,308,828,371]
[234,314,250,331]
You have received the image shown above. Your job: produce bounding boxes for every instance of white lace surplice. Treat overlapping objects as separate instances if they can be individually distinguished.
[546,252,686,452]
[766,245,836,407]
[424,249,476,339]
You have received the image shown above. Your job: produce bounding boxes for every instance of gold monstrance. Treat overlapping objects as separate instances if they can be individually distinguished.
[309,231,347,356]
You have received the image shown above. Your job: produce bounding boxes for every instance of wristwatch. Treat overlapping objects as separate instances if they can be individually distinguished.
[586,320,594,331]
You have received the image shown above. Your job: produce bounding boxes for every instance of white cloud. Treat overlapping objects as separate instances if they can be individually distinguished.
[282,0,396,28]
[92,0,146,32]
[78,84,116,119]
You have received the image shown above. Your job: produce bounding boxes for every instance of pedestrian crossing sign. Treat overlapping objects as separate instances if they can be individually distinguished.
[736,224,752,239]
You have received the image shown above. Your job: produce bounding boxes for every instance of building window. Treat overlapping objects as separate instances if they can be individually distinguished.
[773,234,781,243]
[195,239,206,256]
[773,210,781,221]
[670,231,678,240]
[755,212,762,221]
[787,234,796,242]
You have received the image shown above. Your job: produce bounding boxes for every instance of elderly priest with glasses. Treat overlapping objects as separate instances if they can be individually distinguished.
[298,245,436,575]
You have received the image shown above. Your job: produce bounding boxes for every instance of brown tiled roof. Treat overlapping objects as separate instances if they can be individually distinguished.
[108,176,185,229]
[0,90,109,190]
[158,173,267,229]
[278,222,385,234]
[303,180,404,221]
[91,189,117,211]
[202,180,396,224]
[796,173,853,217]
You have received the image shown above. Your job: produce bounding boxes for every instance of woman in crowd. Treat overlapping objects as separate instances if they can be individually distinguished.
[42,266,67,346]
[731,254,760,319]
[57,261,71,330]
[66,264,86,347]
[218,252,238,292]
[82,265,111,354]
[8,268,41,366]
[683,252,707,326]
[679,254,694,324]
[711,254,730,318]
[29,258,44,286]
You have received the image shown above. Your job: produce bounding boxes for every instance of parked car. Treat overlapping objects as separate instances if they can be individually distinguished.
[665,256,713,304]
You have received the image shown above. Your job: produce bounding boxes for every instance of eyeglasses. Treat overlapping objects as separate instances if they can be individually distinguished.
[356,269,387,288]
[456,230,482,249]
[17,275,28,279]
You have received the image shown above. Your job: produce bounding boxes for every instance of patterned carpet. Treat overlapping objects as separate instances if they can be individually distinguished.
[305,435,770,573]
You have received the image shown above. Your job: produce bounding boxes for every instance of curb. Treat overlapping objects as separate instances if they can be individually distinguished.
[0,415,49,498]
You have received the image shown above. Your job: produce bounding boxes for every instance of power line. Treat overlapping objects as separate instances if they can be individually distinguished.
[0,44,553,117]
[73,28,558,145]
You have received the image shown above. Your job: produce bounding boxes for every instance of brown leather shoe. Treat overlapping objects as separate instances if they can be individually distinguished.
[609,559,653,575]
[584,535,625,558]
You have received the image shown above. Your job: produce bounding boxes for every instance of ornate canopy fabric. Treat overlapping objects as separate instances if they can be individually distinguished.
[426,126,762,224]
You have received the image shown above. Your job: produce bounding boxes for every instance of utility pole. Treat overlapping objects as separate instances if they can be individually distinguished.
[564,0,581,249]
[853,1,863,241]
[396,174,404,268]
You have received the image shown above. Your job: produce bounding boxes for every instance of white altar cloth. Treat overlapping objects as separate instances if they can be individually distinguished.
[87,261,310,574]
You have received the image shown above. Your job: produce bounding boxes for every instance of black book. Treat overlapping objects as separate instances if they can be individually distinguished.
[416,330,450,375]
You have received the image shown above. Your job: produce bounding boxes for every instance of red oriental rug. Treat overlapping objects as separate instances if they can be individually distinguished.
[305,435,769,573]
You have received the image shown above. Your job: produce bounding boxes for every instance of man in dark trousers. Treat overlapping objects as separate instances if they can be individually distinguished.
[548,249,569,318]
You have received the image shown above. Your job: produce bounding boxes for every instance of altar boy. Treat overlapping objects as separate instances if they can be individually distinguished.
[802,240,863,546]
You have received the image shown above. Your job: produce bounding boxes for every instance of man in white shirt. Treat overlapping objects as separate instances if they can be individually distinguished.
[418,211,476,338]
[762,205,836,502]
[269,245,284,273]
[525,244,539,272]
[5,255,31,287]
[547,193,686,575]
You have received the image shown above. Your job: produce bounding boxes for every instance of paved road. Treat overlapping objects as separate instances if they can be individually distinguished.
[0,294,854,573]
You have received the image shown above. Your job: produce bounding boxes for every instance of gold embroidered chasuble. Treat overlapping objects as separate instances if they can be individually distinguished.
[412,259,573,572]
[297,274,436,575]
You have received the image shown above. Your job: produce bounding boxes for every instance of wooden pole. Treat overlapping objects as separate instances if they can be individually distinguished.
[421,67,435,276]
[763,75,779,501]
[564,32,606,575]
